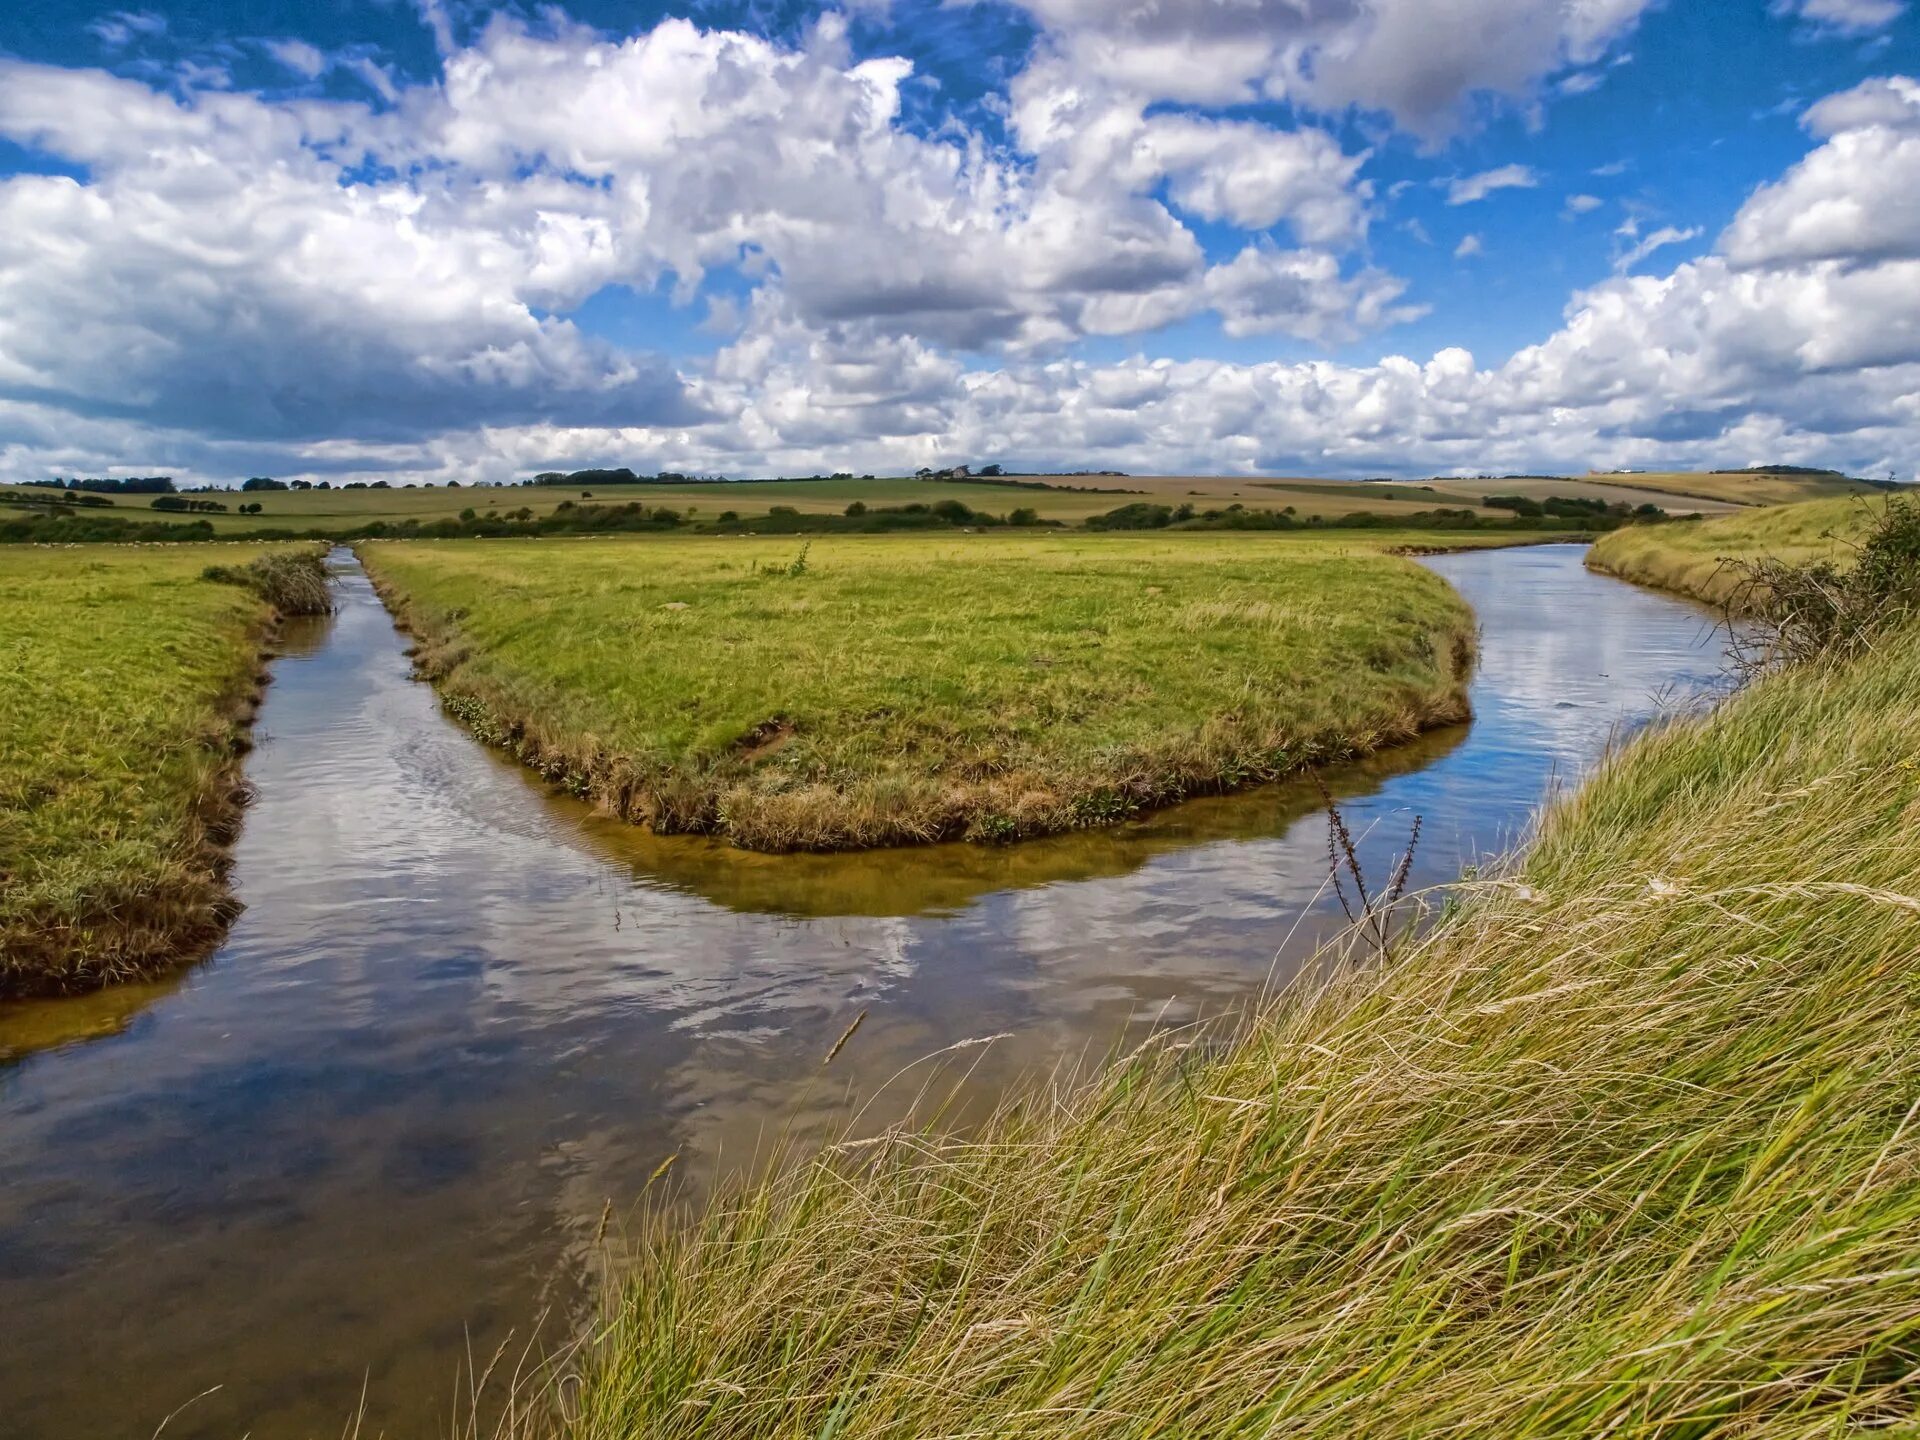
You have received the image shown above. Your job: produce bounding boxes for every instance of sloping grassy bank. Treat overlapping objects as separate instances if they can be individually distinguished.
[0,548,328,996]
[359,534,1476,851]
[1585,496,1892,608]
[513,614,1920,1438]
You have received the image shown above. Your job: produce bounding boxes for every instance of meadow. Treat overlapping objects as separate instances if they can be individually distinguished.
[359,533,1478,851]
[1586,494,1893,607]
[6,466,1844,540]
[7,480,1428,537]
[0,546,324,995]
[506,560,1920,1440]
[5,475,1467,534]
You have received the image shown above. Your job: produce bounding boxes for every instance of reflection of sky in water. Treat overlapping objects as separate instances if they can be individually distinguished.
[0,546,1727,1439]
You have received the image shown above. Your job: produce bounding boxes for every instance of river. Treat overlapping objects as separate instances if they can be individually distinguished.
[0,544,1728,1438]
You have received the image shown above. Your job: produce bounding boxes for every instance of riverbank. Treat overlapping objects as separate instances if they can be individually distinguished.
[0,548,328,996]
[0,545,1748,1437]
[517,592,1920,1437]
[1585,495,1893,607]
[359,534,1478,851]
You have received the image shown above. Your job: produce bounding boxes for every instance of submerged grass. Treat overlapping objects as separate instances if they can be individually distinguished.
[1585,495,1899,608]
[359,533,1477,851]
[0,545,322,995]
[498,605,1920,1440]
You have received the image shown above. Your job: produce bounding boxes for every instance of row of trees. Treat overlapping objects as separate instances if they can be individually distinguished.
[28,475,176,494]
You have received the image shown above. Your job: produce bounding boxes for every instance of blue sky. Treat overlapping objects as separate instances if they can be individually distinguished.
[0,0,1916,482]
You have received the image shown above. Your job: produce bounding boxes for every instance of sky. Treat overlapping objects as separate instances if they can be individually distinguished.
[0,0,1916,486]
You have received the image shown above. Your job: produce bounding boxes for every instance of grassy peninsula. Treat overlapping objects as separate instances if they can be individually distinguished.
[511,568,1920,1439]
[360,534,1476,851]
[0,548,327,995]
[1585,495,1895,607]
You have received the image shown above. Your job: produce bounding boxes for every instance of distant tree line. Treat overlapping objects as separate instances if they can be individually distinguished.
[528,468,887,486]
[27,475,176,494]
[0,489,112,509]
[1482,494,1663,520]
[1085,497,1672,533]
[530,468,694,486]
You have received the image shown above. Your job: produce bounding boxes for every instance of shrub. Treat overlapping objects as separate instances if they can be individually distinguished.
[1085,502,1174,530]
[202,551,333,615]
[1727,495,1920,672]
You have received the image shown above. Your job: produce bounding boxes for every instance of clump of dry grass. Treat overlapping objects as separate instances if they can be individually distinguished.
[203,549,334,616]
[491,611,1920,1439]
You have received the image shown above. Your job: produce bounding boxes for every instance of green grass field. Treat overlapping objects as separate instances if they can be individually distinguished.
[0,546,304,994]
[1586,495,1895,607]
[360,533,1477,851]
[0,476,1495,532]
[9,469,1816,539]
[511,600,1920,1440]
[10,476,1449,533]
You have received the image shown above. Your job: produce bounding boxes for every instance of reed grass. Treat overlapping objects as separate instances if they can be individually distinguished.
[0,545,321,995]
[359,533,1477,851]
[496,610,1920,1439]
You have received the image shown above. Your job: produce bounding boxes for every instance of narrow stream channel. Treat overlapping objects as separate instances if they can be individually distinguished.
[0,545,1729,1438]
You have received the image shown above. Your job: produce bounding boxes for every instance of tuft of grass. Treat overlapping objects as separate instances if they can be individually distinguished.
[0,545,322,995]
[358,533,1478,852]
[1585,495,1903,608]
[203,549,334,616]
[498,609,1920,1440]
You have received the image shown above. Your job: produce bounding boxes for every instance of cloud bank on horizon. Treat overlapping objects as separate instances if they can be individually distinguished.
[0,0,1915,485]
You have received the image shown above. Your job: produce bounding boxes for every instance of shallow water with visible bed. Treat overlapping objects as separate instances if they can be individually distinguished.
[0,544,1726,1438]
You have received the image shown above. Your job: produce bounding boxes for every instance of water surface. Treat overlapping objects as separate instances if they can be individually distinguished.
[0,545,1727,1437]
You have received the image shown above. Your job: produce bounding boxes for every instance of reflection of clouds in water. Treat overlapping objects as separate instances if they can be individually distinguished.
[1428,547,1728,762]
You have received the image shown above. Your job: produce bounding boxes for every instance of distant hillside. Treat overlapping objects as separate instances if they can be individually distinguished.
[1582,469,1882,508]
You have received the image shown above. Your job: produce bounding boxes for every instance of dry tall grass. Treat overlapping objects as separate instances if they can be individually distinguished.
[203,549,334,615]
[496,612,1920,1439]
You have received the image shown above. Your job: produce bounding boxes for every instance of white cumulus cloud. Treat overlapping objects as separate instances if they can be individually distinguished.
[1011,0,1656,139]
